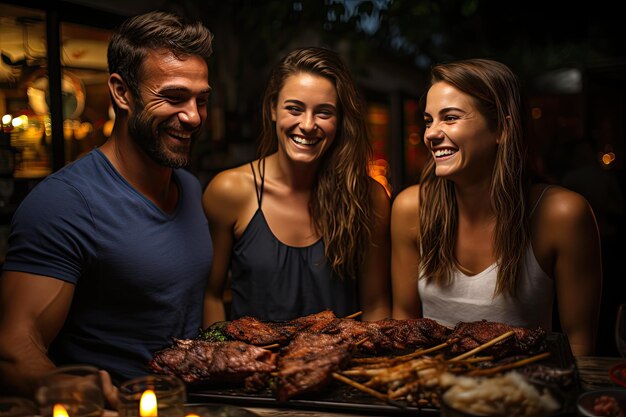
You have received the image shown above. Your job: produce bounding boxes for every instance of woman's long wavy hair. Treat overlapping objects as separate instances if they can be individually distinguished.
[258,47,372,280]
[418,59,530,297]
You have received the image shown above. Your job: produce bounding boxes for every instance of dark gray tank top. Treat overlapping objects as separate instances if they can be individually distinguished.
[229,160,359,321]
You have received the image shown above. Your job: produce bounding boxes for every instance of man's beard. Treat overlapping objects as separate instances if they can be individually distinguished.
[127,103,193,169]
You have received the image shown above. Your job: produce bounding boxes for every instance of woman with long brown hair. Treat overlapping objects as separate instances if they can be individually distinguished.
[391,58,602,356]
[203,47,390,323]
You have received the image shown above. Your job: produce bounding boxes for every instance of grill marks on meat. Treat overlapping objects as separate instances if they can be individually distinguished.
[150,317,549,403]
[149,339,277,384]
[315,319,394,353]
[276,333,352,401]
[224,310,338,346]
[373,318,451,350]
[224,311,450,354]
[447,320,546,358]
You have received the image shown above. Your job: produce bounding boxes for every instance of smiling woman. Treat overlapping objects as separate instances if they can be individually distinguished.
[391,58,602,358]
[202,46,391,325]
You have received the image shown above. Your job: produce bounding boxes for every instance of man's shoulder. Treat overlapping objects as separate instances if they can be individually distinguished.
[19,150,110,209]
[46,150,102,185]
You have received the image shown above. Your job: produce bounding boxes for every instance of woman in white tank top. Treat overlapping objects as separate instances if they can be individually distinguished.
[391,59,602,356]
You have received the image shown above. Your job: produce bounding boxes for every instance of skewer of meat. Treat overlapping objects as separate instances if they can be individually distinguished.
[222,310,338,346]
[149,339,277,384]
[275,332,352,401]
[446,320,547,358]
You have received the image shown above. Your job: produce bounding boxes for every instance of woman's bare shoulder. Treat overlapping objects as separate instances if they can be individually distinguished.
[532,184,592,220]
[392,184,421,214]
[202,162,258,215]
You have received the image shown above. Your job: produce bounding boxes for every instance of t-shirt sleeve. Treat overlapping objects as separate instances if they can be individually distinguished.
[2,177,97,283]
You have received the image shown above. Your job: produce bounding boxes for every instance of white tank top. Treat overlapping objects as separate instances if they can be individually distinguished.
[418,187,554,330]
[418,245,554,330]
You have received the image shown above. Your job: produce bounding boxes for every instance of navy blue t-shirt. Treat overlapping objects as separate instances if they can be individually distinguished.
[3,148,213,384]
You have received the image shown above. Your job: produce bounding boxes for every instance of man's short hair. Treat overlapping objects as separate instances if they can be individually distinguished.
[107,11,214,110]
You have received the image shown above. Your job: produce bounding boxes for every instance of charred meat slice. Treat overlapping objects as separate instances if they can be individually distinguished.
[223,316,295,346]
[373,318,451,350]
[149,339,277,384]
[224,310,338,346]
[316,319,394,354]
[290,309,337,329]
[447,320,546,358]
[276,333,351,401]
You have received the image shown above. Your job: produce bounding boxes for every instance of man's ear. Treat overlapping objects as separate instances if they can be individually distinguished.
[108,73,133,111]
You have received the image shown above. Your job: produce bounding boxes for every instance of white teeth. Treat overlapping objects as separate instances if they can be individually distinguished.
[292,136,319,145]
[166,130,191,140]
[434,149,456,157]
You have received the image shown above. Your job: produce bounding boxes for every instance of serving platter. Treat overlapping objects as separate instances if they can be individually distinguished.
[187,333,579,416]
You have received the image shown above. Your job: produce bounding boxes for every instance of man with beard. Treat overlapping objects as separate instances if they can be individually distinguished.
[0,12,214,405]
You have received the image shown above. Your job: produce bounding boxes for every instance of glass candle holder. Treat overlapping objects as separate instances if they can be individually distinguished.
[118,375,185,417]
[0,397,39,417]
[35,365,104,417]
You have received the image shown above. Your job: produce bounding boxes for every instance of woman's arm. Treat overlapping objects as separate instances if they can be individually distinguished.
[202,168,251,327]
[391,185,422,319]
[359,179,391,321]
[540,187,602,356]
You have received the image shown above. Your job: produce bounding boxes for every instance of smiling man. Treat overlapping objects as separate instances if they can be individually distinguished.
[0,12,214,405]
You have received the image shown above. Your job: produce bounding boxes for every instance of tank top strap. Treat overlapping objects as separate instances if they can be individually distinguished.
[250,159,266,208]
[529,185,551,217]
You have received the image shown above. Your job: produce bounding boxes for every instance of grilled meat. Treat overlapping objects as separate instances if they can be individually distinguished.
[315,319,394,353]
[149,339,277,384]
[224,310,338,346]
[447,320,546,358]
[276,332,351,401]
[373,318,451,350]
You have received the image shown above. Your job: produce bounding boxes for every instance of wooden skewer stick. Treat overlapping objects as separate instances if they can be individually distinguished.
[467,351,551,376]
[351,342,449,368]
[457,356,494,363]
[354,337,369,347]
[449,330,515,362]
[332,372,406,409]
[394,341,449,361]
[344,311,363,319]
[259,343,281,349]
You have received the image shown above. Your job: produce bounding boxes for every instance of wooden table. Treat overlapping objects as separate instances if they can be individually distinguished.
[575,355,625,391]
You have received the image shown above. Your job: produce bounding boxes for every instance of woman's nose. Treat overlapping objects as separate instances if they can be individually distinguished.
[424,126,445,143]
[299,112,316,132]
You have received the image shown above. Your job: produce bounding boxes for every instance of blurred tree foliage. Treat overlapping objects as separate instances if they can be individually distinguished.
[165,0,625,91]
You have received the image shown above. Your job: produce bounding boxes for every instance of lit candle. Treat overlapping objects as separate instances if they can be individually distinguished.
[53,404,70,417]
[184,414,201,417]
[139,390,158,417]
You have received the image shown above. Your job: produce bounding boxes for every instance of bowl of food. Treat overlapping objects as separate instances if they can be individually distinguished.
[576,388,626,417]
[439,371,562,417]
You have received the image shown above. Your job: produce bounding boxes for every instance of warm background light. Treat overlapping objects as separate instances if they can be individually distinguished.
[53,404,70,417]
[139,389,158,417]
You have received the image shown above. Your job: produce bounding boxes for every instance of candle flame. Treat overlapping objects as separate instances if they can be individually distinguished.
[185,414,201,417]
[139,389,158,417]
[53,404,70,417]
